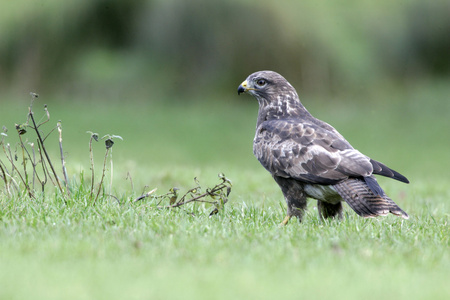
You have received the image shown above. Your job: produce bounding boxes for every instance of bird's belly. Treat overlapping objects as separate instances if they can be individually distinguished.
[304,184,342,204]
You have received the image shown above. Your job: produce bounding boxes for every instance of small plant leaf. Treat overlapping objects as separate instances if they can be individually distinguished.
[86,131,99,141]
[209,208,219,216]
[105,138,114,149]
[15,123,27,135]
[110,135,123,140]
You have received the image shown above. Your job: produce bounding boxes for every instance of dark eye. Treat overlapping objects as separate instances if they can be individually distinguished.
[256,79,267,87]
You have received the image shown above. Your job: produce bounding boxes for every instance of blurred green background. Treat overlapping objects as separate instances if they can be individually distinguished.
[1,0,449,184]
[1,0,449,96]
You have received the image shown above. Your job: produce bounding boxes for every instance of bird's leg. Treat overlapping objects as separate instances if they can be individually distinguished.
[274,176,307,226]
[280,202,306,226]
[285,201,307,224]
[317,201,343,220]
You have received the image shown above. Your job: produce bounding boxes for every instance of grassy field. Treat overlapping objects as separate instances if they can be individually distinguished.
[0,84,449,299]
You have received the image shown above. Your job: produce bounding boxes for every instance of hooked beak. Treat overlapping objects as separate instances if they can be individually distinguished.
[238,80,250,95]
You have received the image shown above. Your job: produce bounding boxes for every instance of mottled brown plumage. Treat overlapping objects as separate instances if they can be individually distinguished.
[238,71,409,224]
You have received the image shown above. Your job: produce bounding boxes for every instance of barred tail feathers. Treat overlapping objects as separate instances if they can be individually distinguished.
[333,178,408,219]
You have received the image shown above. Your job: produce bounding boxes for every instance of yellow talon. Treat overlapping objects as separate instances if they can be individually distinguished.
[279,215,292,226]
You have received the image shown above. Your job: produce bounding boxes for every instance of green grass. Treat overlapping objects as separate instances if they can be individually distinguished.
[0,181,448,300]
[0,87,449,299]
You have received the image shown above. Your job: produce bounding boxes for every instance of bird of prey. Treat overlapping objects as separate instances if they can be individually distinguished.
[237,71,409,225]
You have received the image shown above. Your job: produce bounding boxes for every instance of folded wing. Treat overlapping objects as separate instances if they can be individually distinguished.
[254,119,373,184]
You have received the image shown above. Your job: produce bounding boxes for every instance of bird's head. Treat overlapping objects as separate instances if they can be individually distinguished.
[237,71,296,101]
[237,71,308,123]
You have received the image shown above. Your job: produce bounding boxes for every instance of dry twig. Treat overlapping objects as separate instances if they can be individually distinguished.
[133,173,232,215]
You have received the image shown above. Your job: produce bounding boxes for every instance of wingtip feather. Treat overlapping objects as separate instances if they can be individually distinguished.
[370,159,410,184]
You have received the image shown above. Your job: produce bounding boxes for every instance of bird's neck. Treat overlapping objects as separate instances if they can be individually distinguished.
[256,95,312,127]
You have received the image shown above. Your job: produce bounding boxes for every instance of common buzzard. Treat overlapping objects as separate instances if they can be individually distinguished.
[238,71,409,225]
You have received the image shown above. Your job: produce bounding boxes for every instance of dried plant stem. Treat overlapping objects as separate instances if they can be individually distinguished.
[30,143,36,190]
[2,144,34,198]
[109,148,113,197]
[28,143,45,192]
[0,162,10,193]
[93,148,110,205]
[17,135,44,192]
[36,139,49,191]
[163,185,227,209]
[29,108,65,199]
[133,174,232,216]
[5,145,15,178]
[159,197,215,209]
[57,122,70,196]
[17,136,29,186]
[89,136,95,201]
[133,188,158,203]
